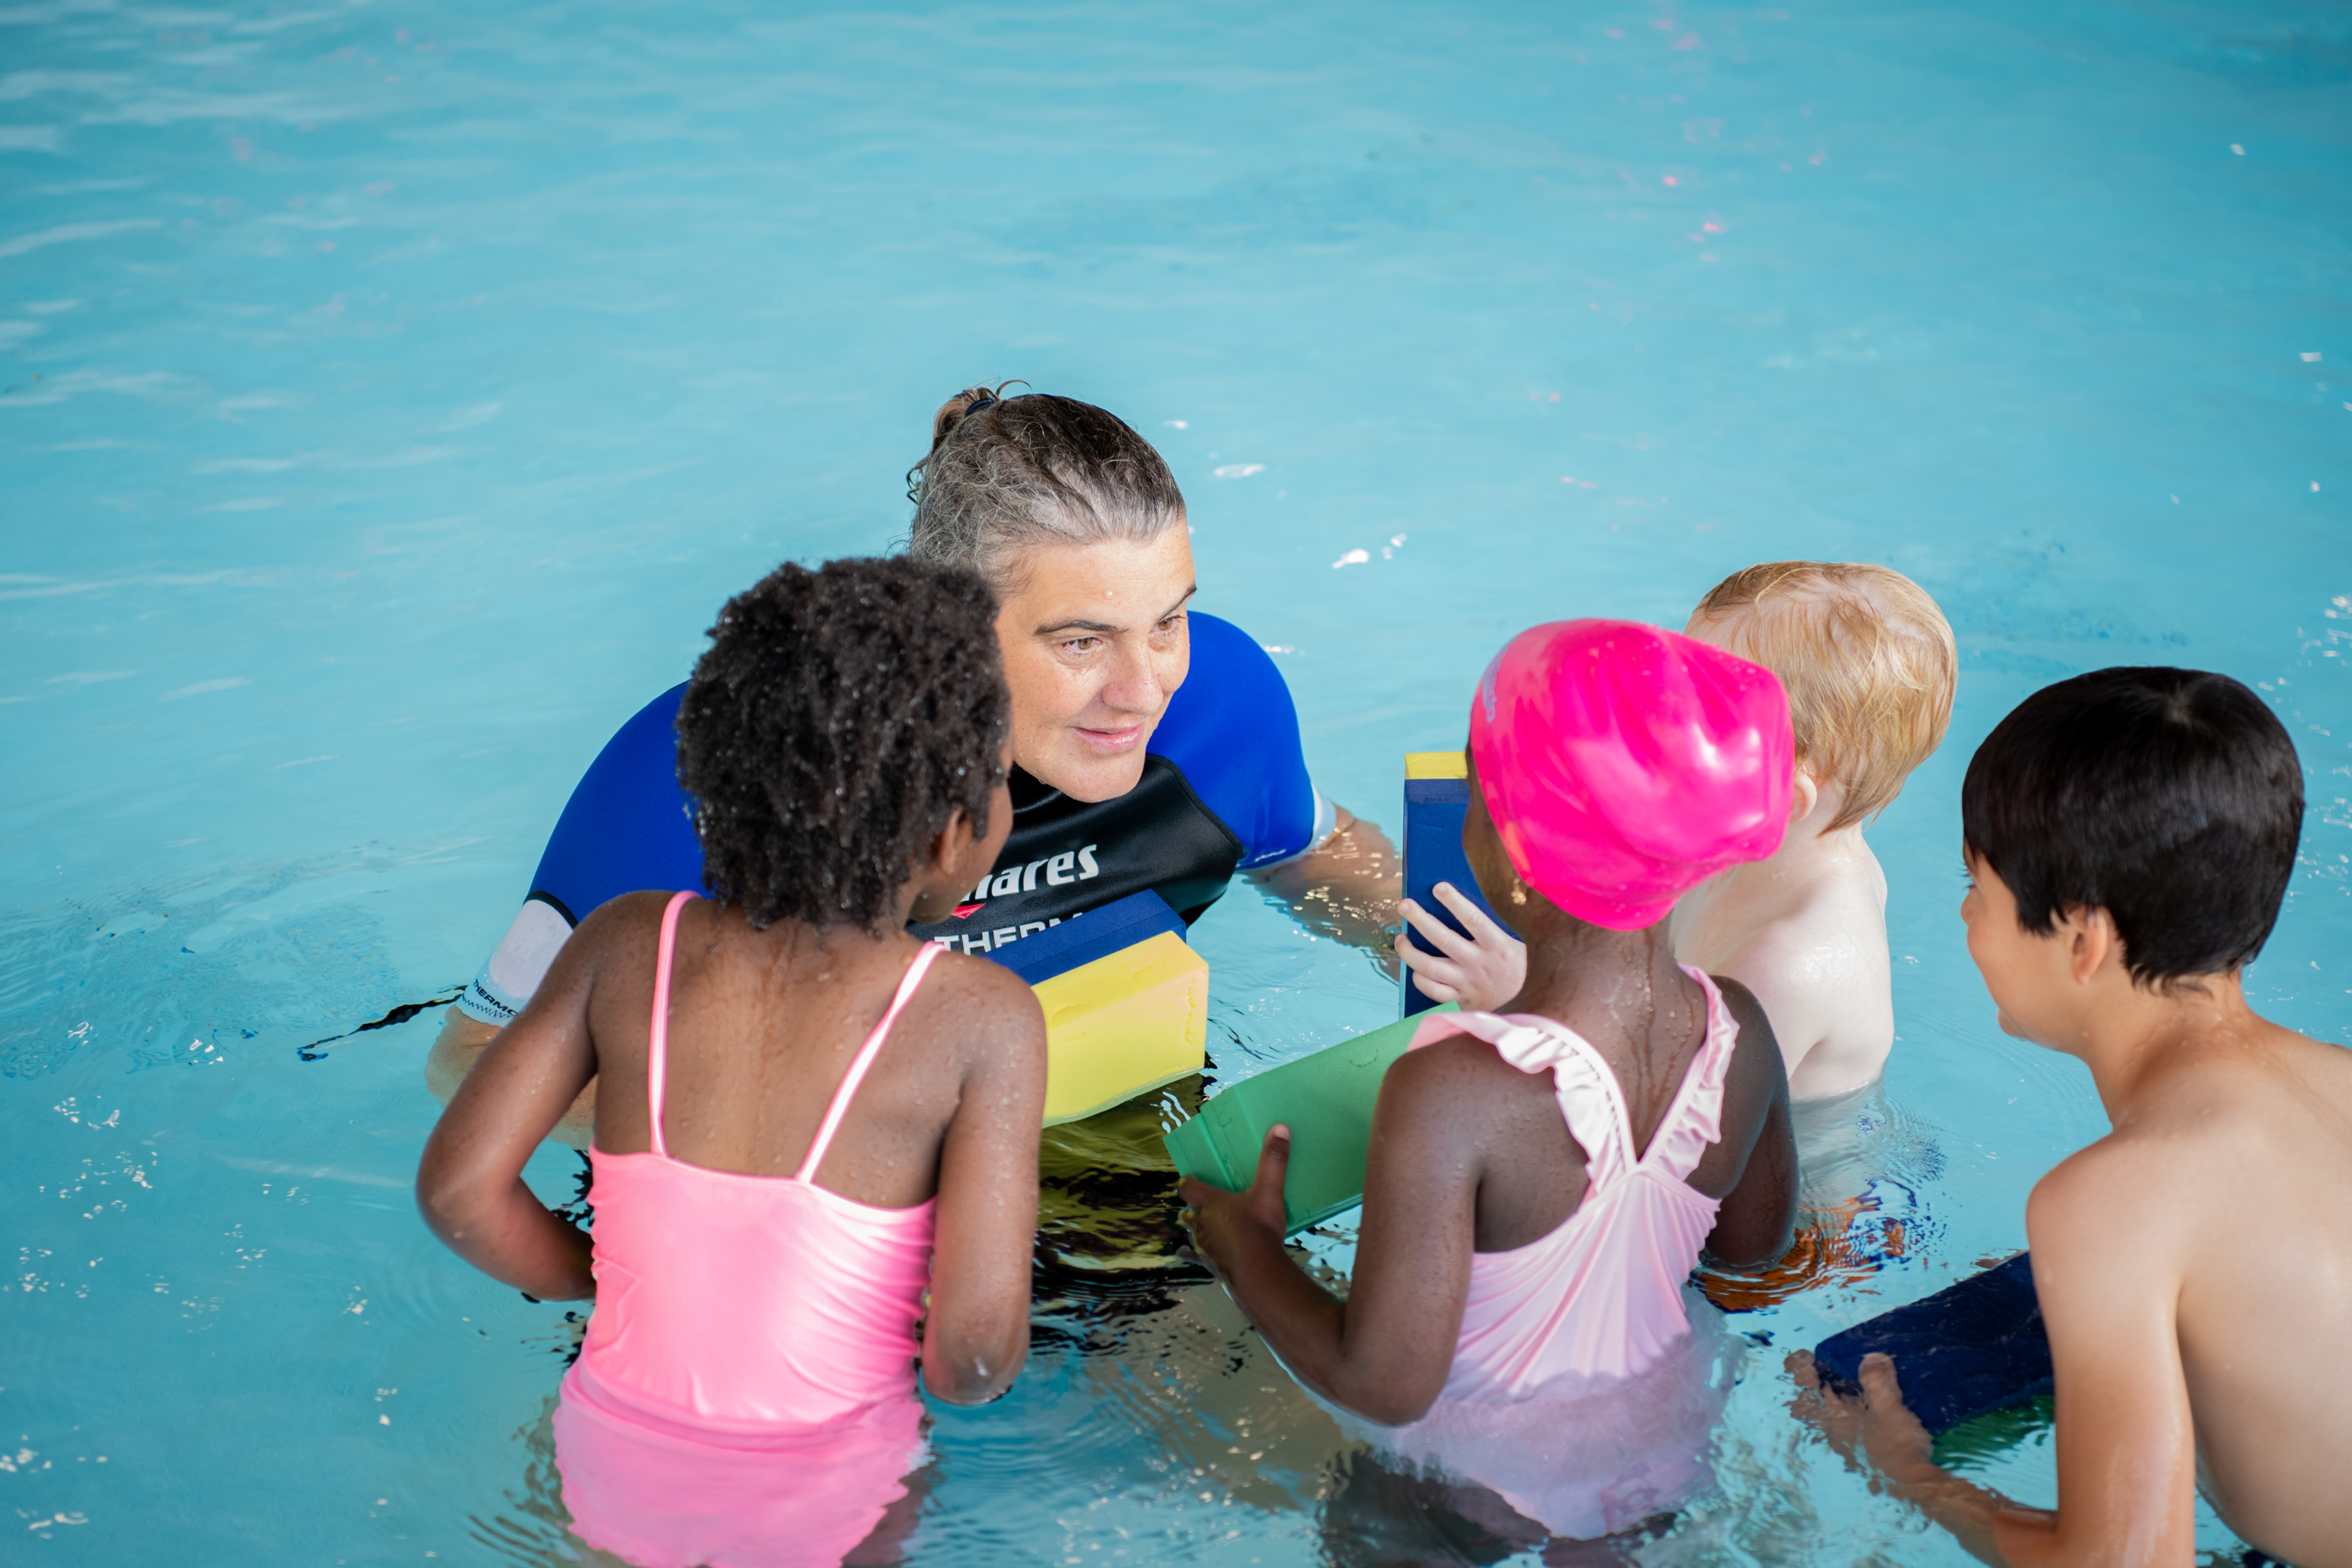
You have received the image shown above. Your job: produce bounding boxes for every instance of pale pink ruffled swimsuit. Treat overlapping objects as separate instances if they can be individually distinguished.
[1342,967,1743,1538]
[553,891,940,1568]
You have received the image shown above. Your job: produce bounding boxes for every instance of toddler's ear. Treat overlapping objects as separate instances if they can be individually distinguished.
[1787,770,1820,828]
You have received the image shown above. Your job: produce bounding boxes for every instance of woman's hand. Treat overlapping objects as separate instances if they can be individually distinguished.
[1178,1124,1292,1277]
[1394,882,1526,1012]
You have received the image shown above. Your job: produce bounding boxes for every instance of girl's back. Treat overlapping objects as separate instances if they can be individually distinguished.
[570,891,1043,1430]
[418,557,1045,1568]
[1399,962,1790,1399]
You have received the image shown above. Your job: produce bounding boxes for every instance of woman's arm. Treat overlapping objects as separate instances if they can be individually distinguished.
[1250,807,1404,965]
[920,964,1050,1406]
[1181,1045,1477,1424]
[414,914,609,1301]
[425,1010,601,1150]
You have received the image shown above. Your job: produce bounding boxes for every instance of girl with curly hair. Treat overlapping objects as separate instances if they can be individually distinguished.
[417,557,1046,1568]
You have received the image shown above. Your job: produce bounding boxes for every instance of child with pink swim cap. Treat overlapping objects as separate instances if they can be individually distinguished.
[1401,561,1958,1102]
[1184,619,1802,1547]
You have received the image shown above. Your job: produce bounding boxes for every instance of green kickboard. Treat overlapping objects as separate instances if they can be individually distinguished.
[1162,1005,1456,1237]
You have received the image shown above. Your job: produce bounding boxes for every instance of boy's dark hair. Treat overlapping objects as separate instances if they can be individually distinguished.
[1962,667,2302,985]
[905,385,1186,590]
[677,557,1008,933]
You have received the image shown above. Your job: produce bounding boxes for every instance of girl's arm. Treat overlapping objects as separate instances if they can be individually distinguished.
[414,909,607,1301]
[1698,977,1798,1271]
[920,962,1049,1406]
[1181,1045,1477,1425]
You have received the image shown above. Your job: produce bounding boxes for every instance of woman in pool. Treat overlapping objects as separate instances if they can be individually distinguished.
[418,557,1044,1568]
[427,386,1400,1143]
[1184,620,1800,1545]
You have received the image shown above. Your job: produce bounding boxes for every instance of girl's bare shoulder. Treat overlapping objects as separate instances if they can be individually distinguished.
[573,888,679,941]
[895,946,1048,1052]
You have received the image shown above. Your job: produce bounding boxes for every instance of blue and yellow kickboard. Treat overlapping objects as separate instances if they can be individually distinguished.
[975,890,1208,1126]
[1401,750,1514,1016]
[1161,1006,1455,1235]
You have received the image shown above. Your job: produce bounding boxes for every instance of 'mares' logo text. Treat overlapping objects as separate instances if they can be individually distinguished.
[931,844,1102,956]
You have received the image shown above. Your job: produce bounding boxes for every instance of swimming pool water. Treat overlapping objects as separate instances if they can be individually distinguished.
[4,1,2348,1562]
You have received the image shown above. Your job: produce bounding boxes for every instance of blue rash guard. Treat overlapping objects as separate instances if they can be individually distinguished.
[458,611,1336,1025]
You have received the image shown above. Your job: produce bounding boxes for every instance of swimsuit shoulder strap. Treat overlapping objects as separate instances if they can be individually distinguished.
[645,889,701,1159]
[1636,966,1740,1182]
[793,942,946,1185]
[1410,1010,1636,1186]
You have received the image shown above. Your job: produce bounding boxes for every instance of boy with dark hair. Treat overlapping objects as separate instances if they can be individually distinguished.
[1794,667,2352,1568]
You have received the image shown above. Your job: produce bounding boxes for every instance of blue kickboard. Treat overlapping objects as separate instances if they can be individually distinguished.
[1401,776,1514,1015]
[970,889,1187,986]
[1812,1252,2052,1436]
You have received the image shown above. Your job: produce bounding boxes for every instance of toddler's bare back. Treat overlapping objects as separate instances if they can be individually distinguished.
[1673,830,1892,1100]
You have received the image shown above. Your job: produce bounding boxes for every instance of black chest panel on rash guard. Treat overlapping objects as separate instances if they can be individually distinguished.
[906,757,1245,957]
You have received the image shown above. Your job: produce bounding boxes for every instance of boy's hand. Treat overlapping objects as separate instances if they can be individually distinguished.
[1178,1125,1292,1276]
[1787,1350,1942,1484]
[1394,883,1526,1012]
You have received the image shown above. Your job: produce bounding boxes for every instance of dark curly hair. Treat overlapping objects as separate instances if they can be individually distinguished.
[905,384,1187,591]
[676,557,1009,933]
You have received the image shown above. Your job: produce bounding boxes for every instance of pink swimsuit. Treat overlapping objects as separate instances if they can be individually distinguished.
[552,891,941,1568]
[1335,967,1745,1538]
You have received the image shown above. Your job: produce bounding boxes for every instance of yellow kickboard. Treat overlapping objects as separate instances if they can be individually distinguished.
[1034,930,1208,1125]
[1404,749,1468,780]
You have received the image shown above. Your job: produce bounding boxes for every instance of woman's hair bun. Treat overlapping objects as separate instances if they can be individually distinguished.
[928,381,1028,455]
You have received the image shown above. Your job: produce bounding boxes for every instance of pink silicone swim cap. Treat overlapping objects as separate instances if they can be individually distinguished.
[1469,619,1794,930]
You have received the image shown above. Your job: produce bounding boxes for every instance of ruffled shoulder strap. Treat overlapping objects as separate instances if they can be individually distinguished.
[1407,967,1741,1185]
[1408,1010,1635,1187]
[1639,966,1738,1181]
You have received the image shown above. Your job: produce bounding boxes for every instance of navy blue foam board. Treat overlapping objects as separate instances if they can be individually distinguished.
[965,889,1187,986]
[1401,776,1514,1016]
[1813,1252,2052,1436]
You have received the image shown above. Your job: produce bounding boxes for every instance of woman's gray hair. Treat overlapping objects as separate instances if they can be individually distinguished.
[905,385,1187,592]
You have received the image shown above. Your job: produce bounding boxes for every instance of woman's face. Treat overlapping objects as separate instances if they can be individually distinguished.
[993,527,1196,803]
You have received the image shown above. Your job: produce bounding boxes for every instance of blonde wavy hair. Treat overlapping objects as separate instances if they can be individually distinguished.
[1688,561,1957,833]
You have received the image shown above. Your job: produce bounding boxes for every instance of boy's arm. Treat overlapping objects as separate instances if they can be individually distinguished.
[2002,1148,2199,1565]
[1181,1044,1476,1425]
[1794,1143,2198,1568]
[414,913,608,1301]
[920,962,1048,1406]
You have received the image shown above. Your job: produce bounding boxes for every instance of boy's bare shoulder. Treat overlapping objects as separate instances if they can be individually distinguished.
[2028,1075,2240,1254]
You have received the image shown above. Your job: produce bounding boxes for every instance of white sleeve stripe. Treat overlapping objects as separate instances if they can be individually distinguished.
[1252,783,1340,871]
[454,897,574,1027]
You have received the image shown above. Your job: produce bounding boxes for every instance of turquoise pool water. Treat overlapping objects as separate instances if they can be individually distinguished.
[5,1,2348,1562]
